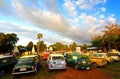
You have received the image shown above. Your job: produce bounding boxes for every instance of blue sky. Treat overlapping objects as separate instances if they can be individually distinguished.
[0,0,120,46]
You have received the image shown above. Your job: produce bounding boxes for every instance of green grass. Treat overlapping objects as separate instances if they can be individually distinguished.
[99,62,120,79]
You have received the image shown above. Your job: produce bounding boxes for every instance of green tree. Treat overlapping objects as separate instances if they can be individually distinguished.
[0,33,19,53]
[105,34,119,51]
[91,36,103,47]
[69,42,77,51]
[26,41,33,51]
[37,41,46,52]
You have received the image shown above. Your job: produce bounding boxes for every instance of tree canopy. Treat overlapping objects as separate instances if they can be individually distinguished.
[0,33,19,53]
[91,23,120,51]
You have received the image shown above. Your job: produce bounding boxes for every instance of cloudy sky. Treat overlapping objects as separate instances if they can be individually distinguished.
[0,0,120,46]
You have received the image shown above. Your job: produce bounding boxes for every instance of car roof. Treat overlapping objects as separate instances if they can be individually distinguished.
[0,55,14,58]
[20,55,38,58]
[50,54,63,57]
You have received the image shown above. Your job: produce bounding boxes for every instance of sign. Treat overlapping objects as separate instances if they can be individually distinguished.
[76,47,81,53]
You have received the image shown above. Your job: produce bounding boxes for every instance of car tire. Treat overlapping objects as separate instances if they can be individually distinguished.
[92,63,98,68]
[0,70,5,76]
[74,65,78,70]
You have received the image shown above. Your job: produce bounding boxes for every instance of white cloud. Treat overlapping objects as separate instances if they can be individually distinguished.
[76,0,106,10]
[99,14,105,18]
[63,0,77,17]
[0,0,116,46]
[100,7,106,12]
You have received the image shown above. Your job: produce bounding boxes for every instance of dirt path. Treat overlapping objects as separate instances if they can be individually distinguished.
[54,66,111,79]
[14,66,111,79]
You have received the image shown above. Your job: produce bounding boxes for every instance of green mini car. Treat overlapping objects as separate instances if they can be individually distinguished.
[66,53,91,70]
[12,55,41,75]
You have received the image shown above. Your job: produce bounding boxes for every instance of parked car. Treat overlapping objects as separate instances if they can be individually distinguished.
[66,53,91,70]
[90,54,107,67]
[91,53,113,63]
[108,53,120,61]
[43,53,49,60]
[0,55,17,76]
[47,54,67,71]
[12,55,41,75]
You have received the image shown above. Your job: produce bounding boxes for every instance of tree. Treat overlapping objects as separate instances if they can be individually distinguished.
[91,35,103,47]
[37,33,43,53]
[69,42,77,51]
[26,41,33,51]
[37,41,46,52]
[105,34,119,51]
[0,33,19,53]
[91,23,120,51]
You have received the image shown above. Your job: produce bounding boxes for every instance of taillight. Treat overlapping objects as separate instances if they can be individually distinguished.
[32,66,35,70]
[78,62,81,64]
[50,64,52,67]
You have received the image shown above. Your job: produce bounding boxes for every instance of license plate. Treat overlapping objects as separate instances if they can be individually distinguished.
[57,65,62,67]
[82,61,86,64]
[20,68,26,71]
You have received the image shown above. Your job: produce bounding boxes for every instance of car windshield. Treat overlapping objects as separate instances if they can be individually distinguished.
[16,58,33,65]
[93,54,103,57]
[52,56,64,60]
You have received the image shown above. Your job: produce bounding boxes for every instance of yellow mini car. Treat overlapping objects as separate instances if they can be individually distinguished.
[90,54,107,67]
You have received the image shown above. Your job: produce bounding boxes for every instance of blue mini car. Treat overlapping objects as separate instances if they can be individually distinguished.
[47,54,67,71]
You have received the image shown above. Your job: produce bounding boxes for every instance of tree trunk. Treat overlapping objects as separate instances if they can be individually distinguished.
[108,43,111,52]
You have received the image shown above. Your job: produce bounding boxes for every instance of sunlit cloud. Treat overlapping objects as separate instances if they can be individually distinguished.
[0,0,118,46]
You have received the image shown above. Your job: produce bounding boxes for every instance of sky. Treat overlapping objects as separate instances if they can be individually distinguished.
[0,0,120,46]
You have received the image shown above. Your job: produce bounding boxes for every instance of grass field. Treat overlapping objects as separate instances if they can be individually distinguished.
[99,62,120,79]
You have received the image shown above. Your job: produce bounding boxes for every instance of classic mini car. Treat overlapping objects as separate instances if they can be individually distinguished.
[43,53,49,60]
[91,53,113,63]
[90,54,107,67]
[47,54,67,71]
[12,55,41,75]
[108,53,120,61]
[0,55,17,76]
[66,53,91,70]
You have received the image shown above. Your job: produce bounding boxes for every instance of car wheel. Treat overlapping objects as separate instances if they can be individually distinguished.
[92,63,98,68]
[74,65,78,70]
[0,70,5,76]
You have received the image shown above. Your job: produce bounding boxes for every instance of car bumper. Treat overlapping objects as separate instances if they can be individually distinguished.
[49,66,67,70]
[77,64,92,69]
[12,70,35,75]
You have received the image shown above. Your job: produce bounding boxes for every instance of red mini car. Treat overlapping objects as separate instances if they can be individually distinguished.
[43,53,49,60]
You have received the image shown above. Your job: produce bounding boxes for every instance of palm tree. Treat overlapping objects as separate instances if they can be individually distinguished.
[37,33,43,53]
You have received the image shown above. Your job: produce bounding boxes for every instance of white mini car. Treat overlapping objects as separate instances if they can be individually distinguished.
[47,54,67,71]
